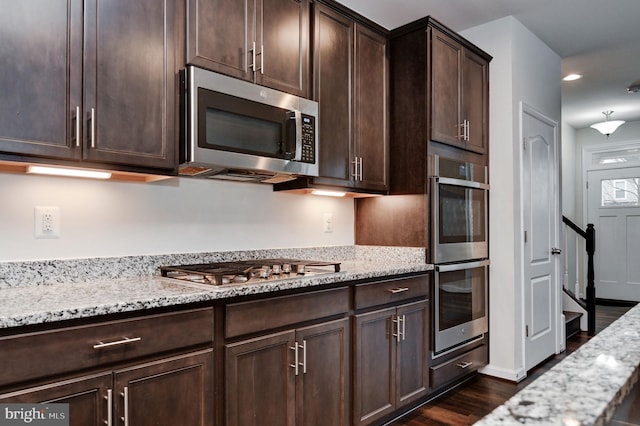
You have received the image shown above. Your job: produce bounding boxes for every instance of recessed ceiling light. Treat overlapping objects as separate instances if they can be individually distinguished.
[562,73,582,82]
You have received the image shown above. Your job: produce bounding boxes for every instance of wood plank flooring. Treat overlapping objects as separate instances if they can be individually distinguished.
[389,304,633,426]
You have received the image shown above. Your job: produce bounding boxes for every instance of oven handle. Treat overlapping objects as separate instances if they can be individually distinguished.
[435,259,490,273]
[433,176,490,190]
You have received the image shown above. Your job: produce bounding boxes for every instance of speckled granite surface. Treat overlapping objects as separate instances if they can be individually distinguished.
[0,246,430,329]
[476,303,640,426]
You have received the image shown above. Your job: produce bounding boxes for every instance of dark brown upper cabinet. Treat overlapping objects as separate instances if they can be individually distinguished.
[187,0,310,97]
[0,0,180,172]
[281,2,388,194]
[430,25,489,155]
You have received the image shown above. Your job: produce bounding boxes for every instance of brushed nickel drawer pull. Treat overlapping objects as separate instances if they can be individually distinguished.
[387,287,409,294]
[93,336,142,349]
[121,386,129,426]
[456,361,473,369]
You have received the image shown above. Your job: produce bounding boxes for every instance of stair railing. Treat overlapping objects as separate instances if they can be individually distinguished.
[562,216,596,335]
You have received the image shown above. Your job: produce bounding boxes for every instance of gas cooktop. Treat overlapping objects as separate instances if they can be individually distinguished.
[159,258,341,286]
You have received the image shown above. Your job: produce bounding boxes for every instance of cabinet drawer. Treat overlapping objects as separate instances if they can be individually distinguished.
[225,287,349,338]
[430,344,487,389]
[0,308,214,387]
[354,275,428,310]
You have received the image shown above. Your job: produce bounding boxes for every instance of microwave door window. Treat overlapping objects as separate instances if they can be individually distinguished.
[205,108,284,157]
[439,185,486,244]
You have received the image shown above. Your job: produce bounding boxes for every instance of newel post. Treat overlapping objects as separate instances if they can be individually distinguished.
[586,223,596,336]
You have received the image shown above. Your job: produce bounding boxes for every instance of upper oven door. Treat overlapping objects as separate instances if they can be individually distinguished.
[184,66,318,176]
[431,156,489,264]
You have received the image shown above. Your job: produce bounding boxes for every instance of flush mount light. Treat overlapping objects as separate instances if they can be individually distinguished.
[311,189,346,197]
[628,79,640,93]
[27,165,112,180]
[590,111,625,137]
[562,73,583,81]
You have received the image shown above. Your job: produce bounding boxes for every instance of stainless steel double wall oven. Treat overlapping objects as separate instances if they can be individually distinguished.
[430,155,490,354]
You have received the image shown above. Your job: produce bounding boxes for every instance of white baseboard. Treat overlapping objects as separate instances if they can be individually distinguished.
[479,364,527,383]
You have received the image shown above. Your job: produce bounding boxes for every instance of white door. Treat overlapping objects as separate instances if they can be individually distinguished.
[587,167,640,302]
[522,105,561,371]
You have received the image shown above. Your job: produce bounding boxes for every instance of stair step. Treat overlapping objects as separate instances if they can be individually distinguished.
[564,311,582,339]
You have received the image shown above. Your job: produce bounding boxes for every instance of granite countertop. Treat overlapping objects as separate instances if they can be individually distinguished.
[476,303,640,426]
[0,257,432,329]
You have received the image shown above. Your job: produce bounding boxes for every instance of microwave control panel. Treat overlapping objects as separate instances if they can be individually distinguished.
[300,114,316,163]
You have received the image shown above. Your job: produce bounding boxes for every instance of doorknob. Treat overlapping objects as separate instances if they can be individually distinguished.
[551,247,562,255]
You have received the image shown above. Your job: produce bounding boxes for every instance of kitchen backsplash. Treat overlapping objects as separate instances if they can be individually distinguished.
[0,245,426,289]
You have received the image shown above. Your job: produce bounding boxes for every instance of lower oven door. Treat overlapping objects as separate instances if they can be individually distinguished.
[434,259,489,354]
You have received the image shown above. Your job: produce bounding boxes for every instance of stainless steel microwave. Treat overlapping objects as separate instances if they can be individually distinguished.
[180,66,319,183]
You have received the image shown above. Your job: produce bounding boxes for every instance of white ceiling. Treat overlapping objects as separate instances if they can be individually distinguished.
[336,0,640,129]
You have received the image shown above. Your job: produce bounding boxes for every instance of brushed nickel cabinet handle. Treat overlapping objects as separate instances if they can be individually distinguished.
[104,389,112,426]
[466,120,470,141]
[300,340,307,374]
[88,107,96,148]
[260,44,264,74]
[456,361,473,369]
[352,158,359,180]
[74,106,80,147]
[401,314,406,341]
[289,344,299,376]
[392,316,401,343]
[359,157,363,181]
[121,387,129,426]
[387,287,409,294]
[93,336,141,349]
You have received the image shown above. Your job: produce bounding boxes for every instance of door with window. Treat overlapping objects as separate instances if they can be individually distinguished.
[587,167,640,302]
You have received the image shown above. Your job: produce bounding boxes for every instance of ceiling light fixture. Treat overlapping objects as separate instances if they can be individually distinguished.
[590,111,625,137]
[562,73,582,81]
[627,80,640,93]
[27,165,112,180]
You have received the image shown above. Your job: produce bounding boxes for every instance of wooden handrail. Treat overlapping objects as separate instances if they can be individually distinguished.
[562,216,596,336]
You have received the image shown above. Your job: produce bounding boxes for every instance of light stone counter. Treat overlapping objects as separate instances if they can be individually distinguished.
[0,246,432,329]
[476,303,640,426]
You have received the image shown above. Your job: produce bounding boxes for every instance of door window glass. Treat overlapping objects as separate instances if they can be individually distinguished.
[601,178,640,207]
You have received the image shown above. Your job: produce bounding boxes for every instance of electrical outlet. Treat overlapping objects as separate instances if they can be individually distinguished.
[35,206,61,238]
[323,212,333,233]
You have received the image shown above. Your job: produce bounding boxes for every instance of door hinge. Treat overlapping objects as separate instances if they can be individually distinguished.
[586,181,589,189]
[526,325,529,337]
[523,137,527,150]
[524,230,527,243]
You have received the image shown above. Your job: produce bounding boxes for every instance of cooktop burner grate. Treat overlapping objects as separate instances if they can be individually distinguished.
[159,258,341,286]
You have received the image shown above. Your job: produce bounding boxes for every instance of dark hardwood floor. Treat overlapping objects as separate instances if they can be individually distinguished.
[389,304,633,426]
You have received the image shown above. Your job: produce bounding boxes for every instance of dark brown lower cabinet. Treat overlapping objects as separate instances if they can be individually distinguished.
[0,350,214,426]
[225,318,350,426]
[354,300,428,426]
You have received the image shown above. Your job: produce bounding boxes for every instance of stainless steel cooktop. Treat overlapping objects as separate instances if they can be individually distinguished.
[159,258,341,286]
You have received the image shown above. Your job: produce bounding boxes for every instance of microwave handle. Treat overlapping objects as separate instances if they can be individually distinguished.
[435,259,491,273]
[287,110,303,161]
[434,176,490,190]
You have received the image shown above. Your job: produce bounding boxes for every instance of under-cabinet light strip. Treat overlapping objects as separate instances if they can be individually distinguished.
[27,165,112,180]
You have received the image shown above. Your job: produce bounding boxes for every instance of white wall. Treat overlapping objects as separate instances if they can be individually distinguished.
[0,173,355,262]
[462,16,561,381]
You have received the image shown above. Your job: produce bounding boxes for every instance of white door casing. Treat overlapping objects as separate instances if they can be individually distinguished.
[521,104,561,371]
[587,167,640,302]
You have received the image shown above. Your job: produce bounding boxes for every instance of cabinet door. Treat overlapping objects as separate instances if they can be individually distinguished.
[354,24,388,192]
[354,307,395,426]
[114,350,214,426]
[311,4,353,187]
[83,0,177,169]
[462,49,488,154]
[0,372,111,426]
[296,318,350,426]
[257,0,309,96]
[186,0,255,81]
[0,0,82,160]
[430,28,463,148]
[226,330,296,426]
[395,301,429,408]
